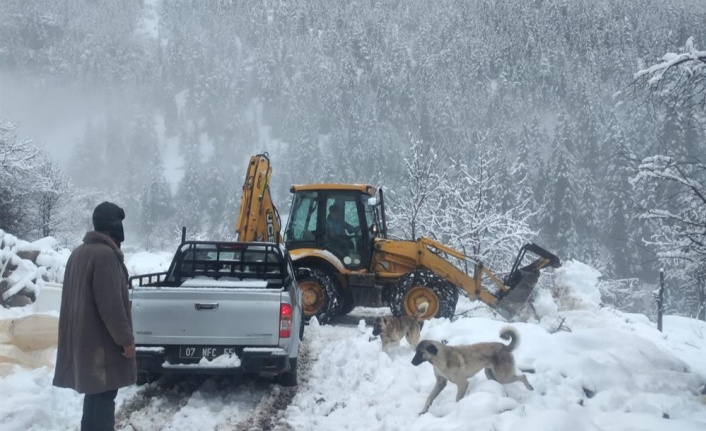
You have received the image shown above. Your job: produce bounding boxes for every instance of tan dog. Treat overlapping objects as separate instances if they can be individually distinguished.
[372,304,428,353]
[411,326,533,414]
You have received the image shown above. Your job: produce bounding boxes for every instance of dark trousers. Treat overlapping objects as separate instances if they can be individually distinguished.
[81,389,118,431]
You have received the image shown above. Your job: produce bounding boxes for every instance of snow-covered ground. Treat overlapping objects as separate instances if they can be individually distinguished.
[1,250,705,431]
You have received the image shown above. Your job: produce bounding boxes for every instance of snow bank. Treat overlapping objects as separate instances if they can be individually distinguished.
[0,230,69,306]
[287,314,706,431]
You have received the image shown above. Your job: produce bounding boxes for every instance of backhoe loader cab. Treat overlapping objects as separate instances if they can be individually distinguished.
[284,184,383,271]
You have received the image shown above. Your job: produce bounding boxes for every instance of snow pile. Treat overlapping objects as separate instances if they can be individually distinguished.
[287,314,706,431]
[547,259,602,312]
[0,230,69,307]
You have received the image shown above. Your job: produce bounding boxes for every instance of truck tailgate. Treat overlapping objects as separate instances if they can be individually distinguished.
[132,286,282,346]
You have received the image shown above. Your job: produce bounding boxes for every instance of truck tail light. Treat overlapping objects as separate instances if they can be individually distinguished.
[280,303,292,338]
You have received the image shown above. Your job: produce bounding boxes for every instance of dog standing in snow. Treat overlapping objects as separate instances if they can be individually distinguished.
[411,326,533,415]
[372,303,428,353]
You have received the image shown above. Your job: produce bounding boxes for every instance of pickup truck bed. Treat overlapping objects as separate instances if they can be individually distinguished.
[129,240,303,386]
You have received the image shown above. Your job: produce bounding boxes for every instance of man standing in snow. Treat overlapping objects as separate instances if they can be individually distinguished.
[53,201,136,431]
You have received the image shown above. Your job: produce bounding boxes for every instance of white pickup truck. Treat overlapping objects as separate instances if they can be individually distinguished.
[129,238,304,386]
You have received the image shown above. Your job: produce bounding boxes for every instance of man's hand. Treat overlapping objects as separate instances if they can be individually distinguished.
[122,343,136,358]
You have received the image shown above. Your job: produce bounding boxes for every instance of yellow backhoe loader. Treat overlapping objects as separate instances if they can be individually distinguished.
[236,154,561,323]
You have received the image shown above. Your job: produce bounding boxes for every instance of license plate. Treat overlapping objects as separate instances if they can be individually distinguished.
[179,346,237,359]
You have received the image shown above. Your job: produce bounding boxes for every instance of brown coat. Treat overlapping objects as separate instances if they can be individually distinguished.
[53,231,136,394]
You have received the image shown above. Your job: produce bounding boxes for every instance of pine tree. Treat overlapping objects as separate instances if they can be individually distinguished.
[138,145,173,250]
[122,112,160,235]
[103,115,127,193]
[541,111,580,259]
[175,128,205,236]
[68,120,104,189]
[512,121,541,218]
[601,113,640,279]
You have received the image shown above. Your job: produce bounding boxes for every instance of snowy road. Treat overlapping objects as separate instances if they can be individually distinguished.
[111,308,385,431]
[115,339,313,431]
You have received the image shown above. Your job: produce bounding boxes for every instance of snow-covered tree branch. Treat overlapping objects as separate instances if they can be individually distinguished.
[632,155,706,268]
[632,37,706,320]
[634,37,706,84]
[634,37,706,125]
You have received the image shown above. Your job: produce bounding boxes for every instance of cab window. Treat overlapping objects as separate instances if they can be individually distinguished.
[285,191,318,242]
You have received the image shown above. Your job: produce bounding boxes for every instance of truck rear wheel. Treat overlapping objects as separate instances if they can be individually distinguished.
[299,269,341,324]
[388,270,458,320]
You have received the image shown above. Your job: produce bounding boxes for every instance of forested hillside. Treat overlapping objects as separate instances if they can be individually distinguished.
[1,0,704,318]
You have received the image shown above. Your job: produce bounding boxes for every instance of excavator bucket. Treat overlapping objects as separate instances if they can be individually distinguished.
[495,243,561,318]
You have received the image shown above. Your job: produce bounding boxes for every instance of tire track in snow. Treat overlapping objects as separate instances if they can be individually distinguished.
[115,374,268,430]
[229,340,313,431]
[114,337,313,431]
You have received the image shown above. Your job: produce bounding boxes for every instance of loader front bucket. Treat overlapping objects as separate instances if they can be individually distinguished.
[495,267,540,318]
[495,243,561,318]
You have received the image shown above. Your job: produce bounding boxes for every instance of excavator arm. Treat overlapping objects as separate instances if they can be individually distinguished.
[235,153,282,243]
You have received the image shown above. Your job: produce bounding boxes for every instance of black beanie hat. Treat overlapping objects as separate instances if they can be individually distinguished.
[92,201,125,243]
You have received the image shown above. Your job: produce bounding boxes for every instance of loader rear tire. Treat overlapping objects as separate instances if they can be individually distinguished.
[299,269,341,325]
[388,270,459,320]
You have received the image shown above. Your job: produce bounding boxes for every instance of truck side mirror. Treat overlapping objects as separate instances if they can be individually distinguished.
[367,197,378,206]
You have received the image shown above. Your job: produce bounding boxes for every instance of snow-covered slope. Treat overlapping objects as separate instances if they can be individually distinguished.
[288,309,705,431]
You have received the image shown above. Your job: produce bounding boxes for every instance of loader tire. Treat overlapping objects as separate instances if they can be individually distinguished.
[299,269,341,325]
[388,270,459,320]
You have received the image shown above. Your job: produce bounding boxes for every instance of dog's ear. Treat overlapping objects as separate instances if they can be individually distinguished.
[426,343,438,356]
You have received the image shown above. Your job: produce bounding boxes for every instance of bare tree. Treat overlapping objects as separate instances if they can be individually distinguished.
[632,37,706,320]
[390,132,537,272]
[441,137,537,270]
[389,137,448,240]
[0,120,43,237]
[33,160,73,238]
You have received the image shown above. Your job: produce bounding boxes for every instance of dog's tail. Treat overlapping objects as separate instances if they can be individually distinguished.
[499,326,520,351]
